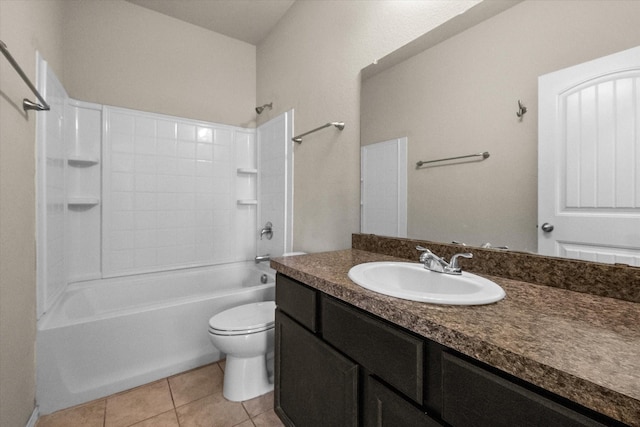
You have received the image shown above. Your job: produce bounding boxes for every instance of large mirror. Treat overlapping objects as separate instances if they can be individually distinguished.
[361,0,640,260]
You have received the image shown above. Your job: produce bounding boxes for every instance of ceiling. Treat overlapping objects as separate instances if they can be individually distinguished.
[126,0,296,45]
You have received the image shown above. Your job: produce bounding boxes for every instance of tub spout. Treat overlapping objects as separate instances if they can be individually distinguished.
[255,254,270,264]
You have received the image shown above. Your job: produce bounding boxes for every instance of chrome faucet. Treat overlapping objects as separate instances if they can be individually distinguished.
[254,254,270,264]
[416,246,473,275]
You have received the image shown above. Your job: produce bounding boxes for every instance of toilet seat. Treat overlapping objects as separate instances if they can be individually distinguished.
[208,301,275,336]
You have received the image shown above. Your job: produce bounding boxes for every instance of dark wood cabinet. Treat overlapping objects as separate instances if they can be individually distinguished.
[275,310,359,427]
[322,296,424,404]
[274,273,619,427]
[364,376,442,427]
[275,274,318,332]
[441,352,606,427]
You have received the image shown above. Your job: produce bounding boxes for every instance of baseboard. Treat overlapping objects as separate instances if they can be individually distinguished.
[25,406,39,427]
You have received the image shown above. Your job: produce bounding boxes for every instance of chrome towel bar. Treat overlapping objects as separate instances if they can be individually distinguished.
[416,151,489,167]
[0,40,50,112]
[292,121,344,143]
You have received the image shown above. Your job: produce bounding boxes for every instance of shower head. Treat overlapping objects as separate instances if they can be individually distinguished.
[255,102,273,114]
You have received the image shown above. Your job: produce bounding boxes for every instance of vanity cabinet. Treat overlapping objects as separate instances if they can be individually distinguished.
[274,273,615,427]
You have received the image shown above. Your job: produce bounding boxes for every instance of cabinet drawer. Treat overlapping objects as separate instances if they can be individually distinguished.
[276,274,318,332]
[364,376,442,427]
[442,352,606,427]
[322,296,424,403]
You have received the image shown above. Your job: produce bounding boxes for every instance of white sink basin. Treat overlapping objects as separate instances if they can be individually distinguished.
[348,262,505,305]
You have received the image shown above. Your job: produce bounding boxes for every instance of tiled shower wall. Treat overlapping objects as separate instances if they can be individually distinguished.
[103,107,256,277]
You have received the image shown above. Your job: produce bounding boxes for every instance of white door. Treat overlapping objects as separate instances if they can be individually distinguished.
[538,46,640,266]
[361,137,407,237]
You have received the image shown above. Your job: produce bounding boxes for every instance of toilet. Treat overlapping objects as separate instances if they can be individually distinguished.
[208,301,276,402]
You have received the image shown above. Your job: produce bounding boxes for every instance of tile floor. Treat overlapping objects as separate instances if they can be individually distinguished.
[36,361,284,427]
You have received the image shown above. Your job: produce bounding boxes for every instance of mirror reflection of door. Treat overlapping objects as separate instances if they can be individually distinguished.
[361,138,407,238]
[539,46,640,266]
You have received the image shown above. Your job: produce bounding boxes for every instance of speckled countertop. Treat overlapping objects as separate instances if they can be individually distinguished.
[271,249,640,426]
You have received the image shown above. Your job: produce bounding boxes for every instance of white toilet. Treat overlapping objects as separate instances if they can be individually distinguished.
[208,301,276,402]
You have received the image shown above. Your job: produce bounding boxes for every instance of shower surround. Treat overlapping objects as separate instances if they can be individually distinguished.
[39,97,259,315]
[36,56,292,414]
[102,106,257,277]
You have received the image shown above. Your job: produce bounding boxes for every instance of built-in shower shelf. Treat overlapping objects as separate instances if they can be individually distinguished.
[237,199,258,205]
[68,156,99,167]
[68,197,100,206]
[237,168,258,175]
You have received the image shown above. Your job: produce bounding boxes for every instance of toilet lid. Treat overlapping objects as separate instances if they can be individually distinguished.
[208,301,275,333]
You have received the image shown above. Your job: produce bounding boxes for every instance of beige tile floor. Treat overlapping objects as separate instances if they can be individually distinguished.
[36,361,284,427]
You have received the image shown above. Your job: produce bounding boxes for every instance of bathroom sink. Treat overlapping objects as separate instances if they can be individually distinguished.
[348,262,505,305]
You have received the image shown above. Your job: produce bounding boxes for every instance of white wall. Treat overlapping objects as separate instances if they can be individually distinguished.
[256,0,480,253]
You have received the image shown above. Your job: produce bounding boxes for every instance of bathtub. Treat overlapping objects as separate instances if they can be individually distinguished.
[36,261,275,414]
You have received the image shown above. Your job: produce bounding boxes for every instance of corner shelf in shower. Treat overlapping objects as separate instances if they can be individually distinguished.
[67,197,100,207]
[68,156,99,167]
[237,200,258,205]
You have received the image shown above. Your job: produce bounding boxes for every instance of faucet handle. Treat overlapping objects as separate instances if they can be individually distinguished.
[416,246,434,263]
[446,252,473,274]
[416,246,449,272]
[416,245,434,256]
[260,222,273,240]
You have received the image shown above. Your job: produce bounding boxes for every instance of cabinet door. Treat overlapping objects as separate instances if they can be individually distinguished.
[364,376,443,427]
[275,310,359,427]
[442,353,606,427]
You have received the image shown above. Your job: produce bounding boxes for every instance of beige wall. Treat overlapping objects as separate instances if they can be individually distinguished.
[256,0,480,253]
[62,0,256,127]
[0,1,65,425]
[361,0,640,253]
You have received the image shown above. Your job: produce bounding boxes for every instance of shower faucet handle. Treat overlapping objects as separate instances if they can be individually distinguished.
[260,222,273,240]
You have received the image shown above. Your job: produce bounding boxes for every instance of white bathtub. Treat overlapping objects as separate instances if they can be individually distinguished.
[36,261,275,414]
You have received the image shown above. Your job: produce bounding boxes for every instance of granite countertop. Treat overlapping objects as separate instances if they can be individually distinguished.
[271,249,640,426]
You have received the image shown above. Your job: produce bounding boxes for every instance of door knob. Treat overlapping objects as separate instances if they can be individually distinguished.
[541,222,554,232]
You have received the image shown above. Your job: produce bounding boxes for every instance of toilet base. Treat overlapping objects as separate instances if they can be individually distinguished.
[223,354,273,402]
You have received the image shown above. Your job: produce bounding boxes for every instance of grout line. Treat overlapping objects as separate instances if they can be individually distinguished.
[166,377,178,409]
[164,378,178,415]
[241,401,251,419]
